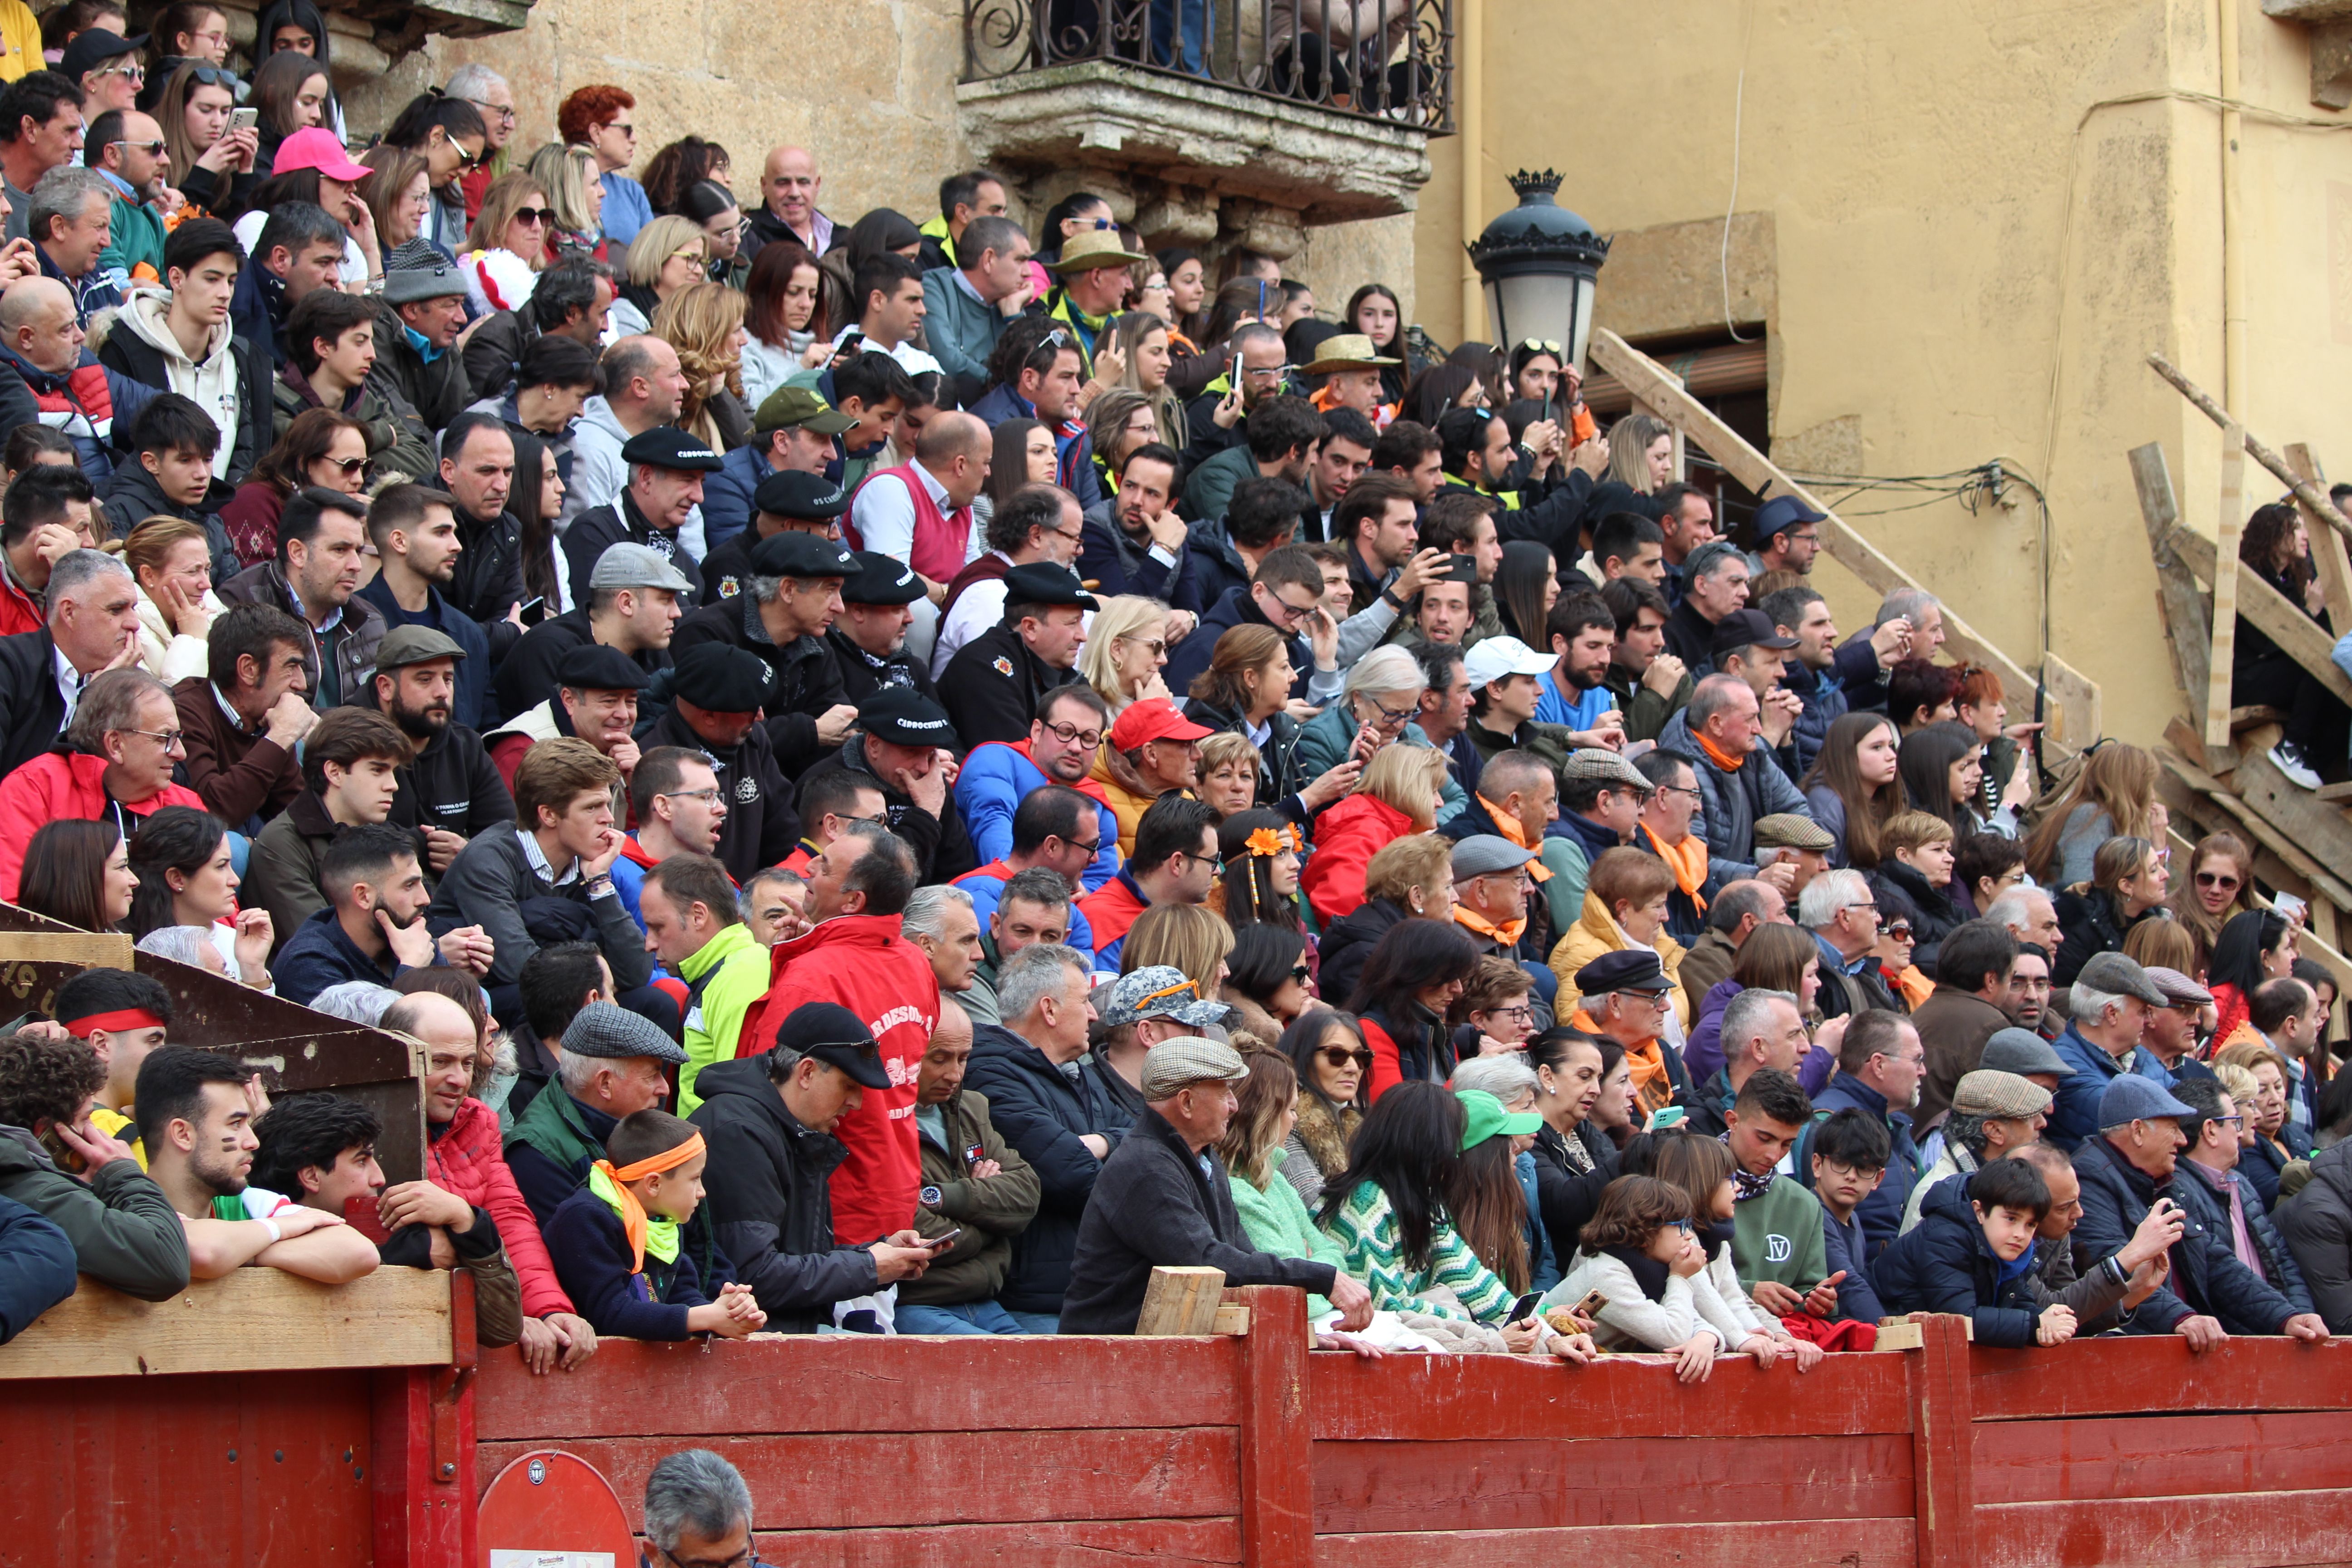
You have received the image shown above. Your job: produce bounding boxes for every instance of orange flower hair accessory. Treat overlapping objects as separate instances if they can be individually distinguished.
[1245,826,1296,857]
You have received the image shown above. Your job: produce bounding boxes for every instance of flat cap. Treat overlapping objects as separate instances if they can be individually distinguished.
[374,624,466,671]
[1450,834,1535,880]
[589,541,696,593]
[750,531,858,579]
[556,643,652,692]
[1098,965,1227,1029]
[1573,949,1671,997]
[2073,950,2170,1008]
[2145,965,2214,1008]
[1980,1027,2073,1078]
[1139,1035,1250,1099]
[620,426,725,472]
[1754,813,1836,853]
[753,385,858,436]
[858,685,956,747]
[1560,747,1649,791]
[671,643,771,714]
[2099,1073,2197,1128]
[561,1000,686,1064]
[1953,1068,2053,1120]
[774,1002,890,1088]
[752,469,849,520]
[1002,561,1098,611]
[844,551,926,605]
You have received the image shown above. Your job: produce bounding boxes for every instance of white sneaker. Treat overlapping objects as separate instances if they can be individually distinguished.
[2270,740,2322,790]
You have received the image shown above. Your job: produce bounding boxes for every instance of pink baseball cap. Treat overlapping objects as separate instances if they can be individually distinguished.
[272,127,372,184]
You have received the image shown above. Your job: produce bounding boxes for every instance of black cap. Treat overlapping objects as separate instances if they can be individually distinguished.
[556,643,653,692]
[750,531,858,579]
[858,686,956,747]
[620,426,725,472]
[1001,561,1099,611]
[774,1001,892,1088]
[60,28,143,79]
[1573,949,1672,998]
[1709,606,1801,656]
[671,642,771,713]
[845,551,924,605]
[752,470,849,521]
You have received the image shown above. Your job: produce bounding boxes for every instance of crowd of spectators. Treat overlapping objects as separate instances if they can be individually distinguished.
[0,22,2346,1383]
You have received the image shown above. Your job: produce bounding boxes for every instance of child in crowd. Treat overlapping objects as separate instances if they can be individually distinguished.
[544,1108,768,1341]
[1872,1157,2079,1348]
[1810,1107,1891,1325]
[1547,1173,1720,1383]
[1643,1130,1823,1369]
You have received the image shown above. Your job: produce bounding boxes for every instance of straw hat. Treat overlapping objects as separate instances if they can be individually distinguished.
[1045,230,1151,274]
[1300,332,1403,374]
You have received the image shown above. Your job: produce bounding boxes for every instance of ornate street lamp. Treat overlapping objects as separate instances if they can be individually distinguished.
[1466,169,1611,378]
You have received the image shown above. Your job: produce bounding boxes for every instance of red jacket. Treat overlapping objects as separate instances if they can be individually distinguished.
[428,1096,573,1319]
[0,566,38,637]
[736,913,941,1246]
[0,752,205,902]
[1301,795,1416,925]
[1074,870,1149,959]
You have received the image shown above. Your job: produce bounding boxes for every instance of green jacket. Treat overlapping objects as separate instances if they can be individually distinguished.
[504,1080,603,1192]
[678,922,772,1114]
[1181,441,1257,523]
[920,263,1006,387]
[101,193,167,283]
[1230,1163,1346,1317]
[902,1088,1041,1306]
[0,1123,189,1300]
[1731,1174,1829,1294]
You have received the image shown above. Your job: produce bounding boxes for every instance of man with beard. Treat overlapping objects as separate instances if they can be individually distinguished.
[434,412,525,633]
[798,686,977,886]
[564,425,720,608]
[1535,593,1629,751]
[638,643,802,885]
[369,626,514,888]
[171,600,314,830]
[669,530,857,780]
[215,485,380,711]
[828,550,936,705]
[497,543,691,718]
[273,822,496,1005]
[357,484,494,730]
[954,683,1117,892]
[484,644,648,797]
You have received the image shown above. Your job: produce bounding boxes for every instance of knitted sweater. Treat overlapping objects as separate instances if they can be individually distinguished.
[1229,1163,1347,1318]
[1318,1179,1513,1323]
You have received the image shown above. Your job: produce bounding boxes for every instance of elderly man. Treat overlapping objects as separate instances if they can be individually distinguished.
[1568,950,1692,1123]
[642,1450,755,1568]
[1986,883,2066,957]
[638,854,771,1117]
[564,426,721,608]
[374,255,471,432]
[1911,918,2020,1133]
[1661,540,1750,670]
[1799,1009,1926,1256]
[1796,868,1895,1021]
[1040,230,1143,382]
[1686,986,1806,1139]
[671,529,859,778]
[1675,880,1784,1029]
[2070,1074,2331,1348]
[0,666,202,900]
[0,546,139,779]
[28,165,117,327]
[1448,833,1545,1003]
[896,997,1044,1335]
[1058,1035,1369,1334]
[1097,697,1212,856]
[1630,745,1719,943]
[1897,1068,2053,1235]
[938,561,1096,751]
[922,215,1031,390]
[0,276,122,482]
[903,884,985,1012]
[2137,966,2221,1086]
[1656,673,1813,881]
[2046,951,2171,1151]
[486,643,652,795]
[2013,1140,2178,1337]
[746,145,833,257]
[503,1002,683,1227]
[2167,1076,2313,1312]
[1752,813,1833,901]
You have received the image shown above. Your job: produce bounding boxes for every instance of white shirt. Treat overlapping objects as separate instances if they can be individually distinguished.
[53,643,82,726]
[829,323,942,380]
[932,552,1014,678]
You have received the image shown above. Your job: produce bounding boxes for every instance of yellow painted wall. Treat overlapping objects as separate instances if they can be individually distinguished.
[1420,0,2352,748]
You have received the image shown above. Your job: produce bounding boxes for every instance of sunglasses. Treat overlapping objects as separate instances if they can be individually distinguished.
[1319,1047,1373,1070]
[2195,872,2242,889]
[1518,338,1563,353]
[603,121,635,137]
[107,139,168,157]
[1879,921,1914,939]
[510,207,557,227]
[315,454,366,476]
[182,65,238,87]
[1289,965,1313,985]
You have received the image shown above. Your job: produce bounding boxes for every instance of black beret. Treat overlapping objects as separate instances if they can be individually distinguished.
[1002,561,1099,610]
[670,642,771,714]
[844,550,924,605]
[750,531,859,578]
[555,644,652,691]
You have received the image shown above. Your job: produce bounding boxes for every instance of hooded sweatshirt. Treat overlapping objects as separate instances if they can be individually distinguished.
[105,288,245,480]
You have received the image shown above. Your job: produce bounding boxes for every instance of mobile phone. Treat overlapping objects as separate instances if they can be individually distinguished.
[926,1228,962,1250]
[228,107,258,134]
[518,595,546,627]
[1445,554,1480,584]
[1570,1288,1609,1318]
[1509,1292,1543,1324]
[1646,1106,1687,1132]
[834,329,866,359]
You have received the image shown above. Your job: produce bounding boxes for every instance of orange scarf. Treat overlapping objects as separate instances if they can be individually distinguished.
[1695,732,1746,773]
[1641,822,1708,914]
[1572,1007,1674,1115]
[1476,796,1553,882]
[592,1132,707,1277]
[1455,903,1527,950]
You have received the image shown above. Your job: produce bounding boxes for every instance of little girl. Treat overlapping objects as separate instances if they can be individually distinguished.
[1546,1174,1719,1383]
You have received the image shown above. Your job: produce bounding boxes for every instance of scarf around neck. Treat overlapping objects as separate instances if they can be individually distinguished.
[1695,731,1746,773]
[1642,821,1709,913]
[1720,1131,1776,1202]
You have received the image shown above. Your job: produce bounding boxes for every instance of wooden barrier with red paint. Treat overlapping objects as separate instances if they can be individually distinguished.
[13,1278,2352,1566]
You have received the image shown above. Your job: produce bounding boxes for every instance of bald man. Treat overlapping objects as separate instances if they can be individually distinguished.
[747,146,833,258]
[0,276,112,480]
[897,995,1042,1336]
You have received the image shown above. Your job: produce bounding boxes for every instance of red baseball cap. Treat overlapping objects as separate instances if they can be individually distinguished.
[1109,697,1215,750]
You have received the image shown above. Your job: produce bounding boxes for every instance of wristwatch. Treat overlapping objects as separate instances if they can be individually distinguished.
[919,1185,942,1208]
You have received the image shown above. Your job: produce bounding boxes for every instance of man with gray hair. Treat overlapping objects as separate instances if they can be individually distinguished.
[922,213,1031,389]
[902,882,983,1003]
[642,1448,754,1567]
[2046,950,2171,1152]
[0,546,138,777]
[1058,1034,1371,1335]
[1676,879,1786,1025]
[569,335,690,529]
[1798,867,1896,1021]
[27,165,118,326]
[1661,539,1750,670]
[1656,671,1813,881]
[1688,987,1807,1139]
[1871,585,1943,662]
[1985,884,2065,957]
[442,64,515,207]
[963,941,1132,1331]
[503,1001,685,1228]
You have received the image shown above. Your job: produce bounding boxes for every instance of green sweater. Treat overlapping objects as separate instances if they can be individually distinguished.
[1230,1163,1346,1318]
[1317,1179,1512,1323]
[1731,1175,1828,1294]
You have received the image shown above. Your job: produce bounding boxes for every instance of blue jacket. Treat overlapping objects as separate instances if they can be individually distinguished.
[356,577,495,732]
[1870,1172,2045,1348]
[273,904,415,1005]
[544,1186,732,1342]
[2046,1022,2131,1152]
[2169,1156,2313,1314]
[952,740,1119,892]
[1796,1072,1922,1261]
[1185,515,1255,611]
[1163,584,1313,706]
[1778,637,1883,780]
[2069,1133,2297,1335]
[700,443,772,555]
[956,867,1096,951]
[1821,1203,1887,1324]
[0,1192,75,1343]
[1078,512,1202,613]
[960,1021,1135,1315]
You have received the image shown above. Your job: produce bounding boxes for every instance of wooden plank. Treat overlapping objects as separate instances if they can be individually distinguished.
[1909,1312,1977,1568]
[1211,1303,1250,1334]
[1591,328,2097,750]
[2289,442,2352,646]
[1312,1433,1915,1533]
[478,1428,1240,1530]
[749,1518,1243,1566]
[2157,750,2352,910]
[0,1267,451,1380]
[2160,522,2352,710]
[1975,1490,2352,1568]
[1969,1336,2352,1420]
[1311,1521,1918,1568]
[2207,421,2246,749]
[2233,745,2352,889]
[2131,441,2210,709]
[1236,1286,1313,1568]
[2148,353,2352,546]
[1970,1410,2352,1504]
[1137,1265,1226,1335]
[474,1335,1244,1440]
[0,930,134,968]
[2041,652,2100,756]
[1873,1320,1926,1351]
[1308,1346,1913,1441]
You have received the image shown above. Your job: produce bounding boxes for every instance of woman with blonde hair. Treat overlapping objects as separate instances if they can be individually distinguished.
[459,170,552,314]
[2122,916,2199,977]
[1078,593,1174,717]
[1302,744,1448,924]
[2052,836,2170,987]
[1113,309,1186,450]
[651,281,751,451]
[359,147,433,255]
[122,516,214,681]
[1121,903,1235,999]
[608,214,706,337]
[1197,731,1260,817]
[1867,810,1964,971]
[527,142,605,260]
[1318,833,1458,1010]
[2023,741,2162,887]
[1549,847,1692,1026]
[1085,387,1160,495]
[1606,413,1674,495]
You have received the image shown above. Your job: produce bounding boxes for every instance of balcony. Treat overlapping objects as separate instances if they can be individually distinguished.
[957,0,1448,243]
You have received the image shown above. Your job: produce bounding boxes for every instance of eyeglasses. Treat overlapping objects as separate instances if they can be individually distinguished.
[1265,593,1321,627]
[1180,848,1225,874]
[659,787,725,806]
[1136,976,1202,1009]
[107,138,168,157]
[1844,901,1879,915]
[2212,1115,2246,1128]
[1040,327,1070,349]
[451,146,483,171]
[1668,1219,1696,1233]
[1240,362,1293,380]
[125,727,186,751]
[1319,1046,1373,1070]
[668,247,707,264]
[1482,1003,1536,1021]
[2195,872,2243,890]
[466,99,519,124]
[1062,838,1103,858]
[510,207,556,227]
[1358,694,1417,727]
[1652,783,1703,803]
[1040,719,1103,750]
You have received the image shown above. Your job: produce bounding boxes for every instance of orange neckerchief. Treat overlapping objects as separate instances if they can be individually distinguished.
[1572,1007,1673,1115]
[1695,732,1746,773]
[1476,796,1553,882]
[592,1132,707,1277]
[1642,822,1708,914]
[1454,902,1527,949]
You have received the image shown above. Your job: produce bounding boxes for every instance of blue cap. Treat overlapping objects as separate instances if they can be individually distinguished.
[2097,1073,2197,1129]
[1753,494,1828,540]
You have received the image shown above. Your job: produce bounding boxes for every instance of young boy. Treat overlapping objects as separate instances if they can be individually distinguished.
[544,1108,766,1341]
[53,967,174,1158]
[1809,1107,1891,1325]
[97,392,235,580]
[1872,1157,2079,1348]
[250,1092,522,1346]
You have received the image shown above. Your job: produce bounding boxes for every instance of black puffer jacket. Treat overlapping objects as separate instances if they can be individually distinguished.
[1868,857,1965,981]
[1870,1170,2045,1348]
[2278,1139,2352,1332]
[2170,1157,2313,1315]
[1318,896,1411,1013]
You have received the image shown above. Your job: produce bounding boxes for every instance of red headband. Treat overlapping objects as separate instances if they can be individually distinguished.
[61,1009,166,1038]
